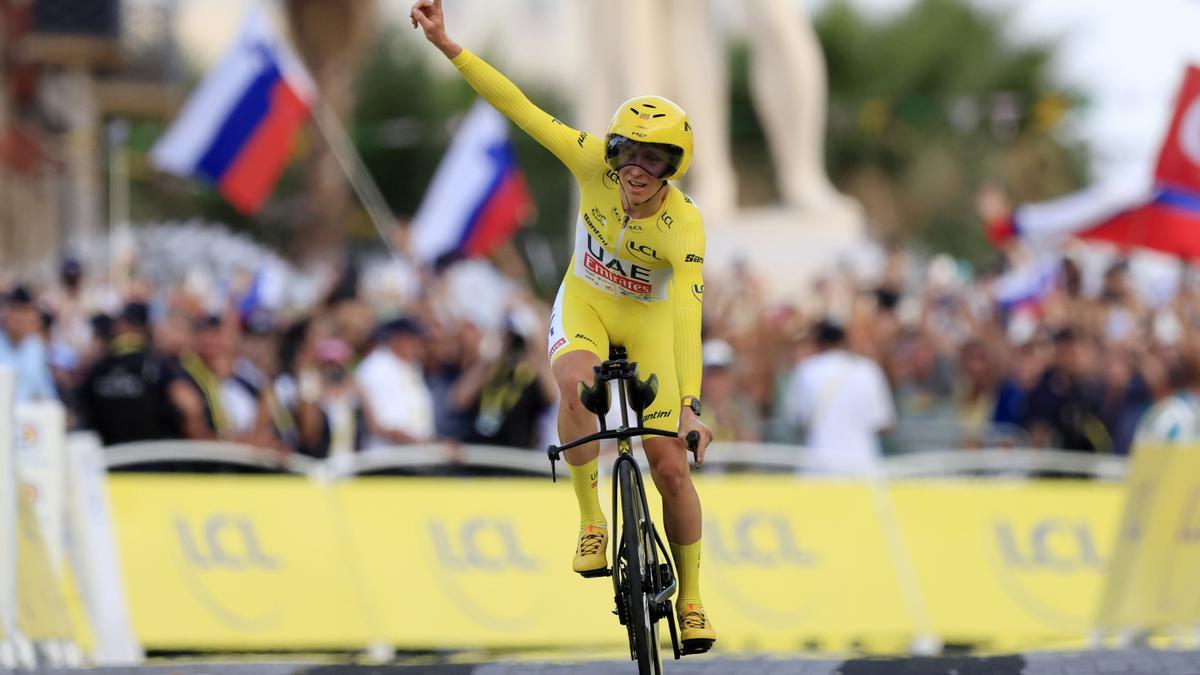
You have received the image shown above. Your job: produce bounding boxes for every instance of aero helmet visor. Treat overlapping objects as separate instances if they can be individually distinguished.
[605,135,684,180]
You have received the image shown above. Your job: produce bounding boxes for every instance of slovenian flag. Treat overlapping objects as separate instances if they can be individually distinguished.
[989,65,1200,259]
[410,101,534,264]
[150,6,316,214]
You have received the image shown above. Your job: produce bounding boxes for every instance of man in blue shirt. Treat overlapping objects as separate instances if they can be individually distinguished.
[0,285,58,402]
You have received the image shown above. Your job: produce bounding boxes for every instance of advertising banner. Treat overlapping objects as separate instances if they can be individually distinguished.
[14,480,73,642]
[331,476,915,653]
[889,480,1123,649]
[105,473,1143,652]
[108,475,374,650]
[0,368,17,662]
[1097,444,1200,637]
[64,433,141,664]
[13,401,67,575]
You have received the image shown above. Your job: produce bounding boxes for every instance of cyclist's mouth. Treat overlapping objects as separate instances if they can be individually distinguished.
[628,179,649,191]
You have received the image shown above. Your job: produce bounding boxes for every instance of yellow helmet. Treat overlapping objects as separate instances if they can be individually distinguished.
[605,95,693,181]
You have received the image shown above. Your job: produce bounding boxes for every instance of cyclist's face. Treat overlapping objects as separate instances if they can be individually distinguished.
[616,144,671,199]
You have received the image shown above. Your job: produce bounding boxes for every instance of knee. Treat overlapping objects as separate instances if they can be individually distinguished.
[650,454,690,496]
[556,368,595,416]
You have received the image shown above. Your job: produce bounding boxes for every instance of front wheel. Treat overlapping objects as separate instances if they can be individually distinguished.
[619,461,661,675]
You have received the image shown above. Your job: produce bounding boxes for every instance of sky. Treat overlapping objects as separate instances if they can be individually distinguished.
[804,0,1200,182]
[171,0,1200,184]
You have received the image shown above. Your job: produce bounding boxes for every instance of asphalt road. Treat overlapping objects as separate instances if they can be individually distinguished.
[13,649,1200,675]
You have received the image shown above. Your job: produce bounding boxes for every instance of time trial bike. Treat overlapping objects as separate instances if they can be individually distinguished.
[548,345,701,675]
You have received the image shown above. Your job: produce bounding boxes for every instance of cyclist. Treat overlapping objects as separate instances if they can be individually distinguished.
[412,0,717,652]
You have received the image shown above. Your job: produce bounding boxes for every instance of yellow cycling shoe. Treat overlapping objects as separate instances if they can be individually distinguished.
[572,524,609,578]
[677,602,716,654]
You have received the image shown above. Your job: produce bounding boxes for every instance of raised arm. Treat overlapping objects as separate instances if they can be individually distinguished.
[411,0,605,180]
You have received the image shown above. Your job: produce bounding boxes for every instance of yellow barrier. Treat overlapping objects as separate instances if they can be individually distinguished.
[699,479,914,652]
[1097,444,1200,638]
[107,473,1140,652]
[16,481,74,642]
[108,475,373,650]
[890,480,1123,650]
[330,477,914,653]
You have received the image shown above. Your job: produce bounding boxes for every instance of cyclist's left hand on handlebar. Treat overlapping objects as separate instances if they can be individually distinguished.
[678,410,713,465]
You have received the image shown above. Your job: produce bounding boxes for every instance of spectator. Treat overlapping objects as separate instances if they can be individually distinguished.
[458,314,555,448]
[955,338,1002,448]
[1097,345,1152,455]
[991,338,1048,443]
[701,340,762,442]
[44,257,94,360]
[313,338,365,458]
[1134,340,1200,443]
[888,327,958,452]
[0,285,57,402]
[784,319,895,474]
[1023,327,1108,452]
[78,302,189,445]
[276,318,332,458]
[233,311,325,453]
[177,314,235,440]
[356,316,435,447]
[424,317,481,441]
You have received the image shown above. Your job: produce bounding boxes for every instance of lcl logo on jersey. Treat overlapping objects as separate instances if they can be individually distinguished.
[625,240,660,262]
[657,212,674,233]
[603,170,620,190]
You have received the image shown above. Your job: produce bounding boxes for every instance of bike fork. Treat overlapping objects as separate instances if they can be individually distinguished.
[611,454,678,611]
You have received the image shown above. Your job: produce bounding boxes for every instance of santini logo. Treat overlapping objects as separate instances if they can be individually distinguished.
[685,254,704,263]
[644,410,671,421]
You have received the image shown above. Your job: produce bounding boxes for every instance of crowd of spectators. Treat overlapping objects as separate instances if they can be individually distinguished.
[2,225,1197,472]
[701,243,1200,471]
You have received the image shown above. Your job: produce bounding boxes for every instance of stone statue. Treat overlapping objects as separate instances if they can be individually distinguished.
[576,0,859,228]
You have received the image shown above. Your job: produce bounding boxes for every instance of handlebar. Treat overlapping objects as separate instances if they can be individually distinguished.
[547,427,702,482]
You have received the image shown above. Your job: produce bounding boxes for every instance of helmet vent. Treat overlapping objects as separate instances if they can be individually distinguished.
[643,103,658,109]
[652,113,666,118]
[629,107,639,115]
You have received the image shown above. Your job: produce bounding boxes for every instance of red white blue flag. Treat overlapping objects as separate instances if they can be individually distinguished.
[990,65,1200,259]
[151,6,316,214]
[410,100,534,264]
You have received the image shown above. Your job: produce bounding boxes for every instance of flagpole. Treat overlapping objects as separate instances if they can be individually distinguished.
[310,101,406,263]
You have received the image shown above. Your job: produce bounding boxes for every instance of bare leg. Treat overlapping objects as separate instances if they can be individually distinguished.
[643,435,701,544]
[553,350,603,469]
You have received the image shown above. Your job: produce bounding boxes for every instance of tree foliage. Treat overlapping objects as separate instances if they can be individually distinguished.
[732,0,1091,263]
[352,33,574,261]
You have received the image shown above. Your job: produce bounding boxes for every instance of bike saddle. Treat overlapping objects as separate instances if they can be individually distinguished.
[578,379,611,417]
[628,373,659,415]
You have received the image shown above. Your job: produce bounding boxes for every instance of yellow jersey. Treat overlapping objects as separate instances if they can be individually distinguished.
[452,49,705,406]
